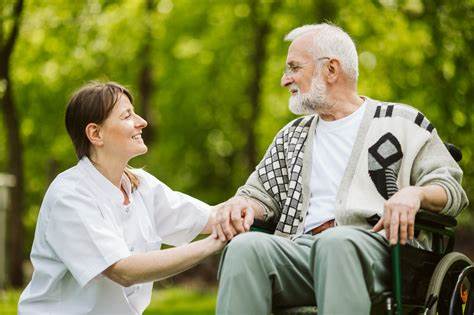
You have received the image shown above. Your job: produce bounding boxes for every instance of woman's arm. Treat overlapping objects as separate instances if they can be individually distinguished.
[102,234,225,287]
[200,205,218,234]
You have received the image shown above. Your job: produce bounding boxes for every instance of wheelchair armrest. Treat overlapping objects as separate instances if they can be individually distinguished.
[367,210,457,253]
[366,210,457,229]
[415,209,457,228]
[250,219,276,234]
[250,226,274,234]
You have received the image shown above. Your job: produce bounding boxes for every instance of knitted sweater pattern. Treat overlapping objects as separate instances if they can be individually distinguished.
[237,98,468,238]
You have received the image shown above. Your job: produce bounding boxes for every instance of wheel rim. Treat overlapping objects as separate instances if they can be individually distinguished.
[425,252,472,315]
[449,265,474,315]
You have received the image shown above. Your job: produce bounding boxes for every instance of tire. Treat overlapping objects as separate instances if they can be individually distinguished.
[450,265,474,315]
[425,252,472,315]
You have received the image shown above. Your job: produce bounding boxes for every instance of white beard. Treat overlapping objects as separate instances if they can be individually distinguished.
[288,75,333,115]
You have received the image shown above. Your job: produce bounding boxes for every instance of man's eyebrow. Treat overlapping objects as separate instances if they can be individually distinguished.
[287,61,301,67]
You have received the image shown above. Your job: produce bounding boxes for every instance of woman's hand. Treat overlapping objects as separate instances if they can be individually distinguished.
[213,196,259,241]
[205,227,228,253]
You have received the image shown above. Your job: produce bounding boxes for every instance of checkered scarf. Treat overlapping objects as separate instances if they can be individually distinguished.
[257,116,315,234]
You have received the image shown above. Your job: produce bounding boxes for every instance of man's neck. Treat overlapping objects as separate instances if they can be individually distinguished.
[318,92,364,121]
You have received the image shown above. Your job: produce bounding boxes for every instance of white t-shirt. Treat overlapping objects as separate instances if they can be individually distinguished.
[18,157,210,315]
[304,101,367,233]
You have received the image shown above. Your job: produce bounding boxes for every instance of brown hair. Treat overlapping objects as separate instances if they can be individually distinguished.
[65,81,140,189]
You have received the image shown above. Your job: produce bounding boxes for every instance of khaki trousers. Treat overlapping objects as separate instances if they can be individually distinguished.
[216,226,391,315]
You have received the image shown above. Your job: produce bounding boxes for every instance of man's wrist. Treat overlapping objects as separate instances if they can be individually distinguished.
[414,186,426,208]
[244,197,266,221]
[412,184,448,212]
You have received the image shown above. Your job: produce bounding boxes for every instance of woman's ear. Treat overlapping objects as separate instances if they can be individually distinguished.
[85,123,103,147]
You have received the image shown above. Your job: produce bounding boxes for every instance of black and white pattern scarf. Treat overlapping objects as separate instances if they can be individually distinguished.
[257,116,314,234]
[255,102,435,235]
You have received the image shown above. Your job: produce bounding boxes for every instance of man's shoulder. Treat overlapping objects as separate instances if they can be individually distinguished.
[371,100,435,133]
[279,115,315,134]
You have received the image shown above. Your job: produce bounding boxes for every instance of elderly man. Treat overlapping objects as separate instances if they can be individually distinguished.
[214,23,468,315]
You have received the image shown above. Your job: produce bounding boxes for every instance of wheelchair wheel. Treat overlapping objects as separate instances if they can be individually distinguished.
[425,252,472,315]
[449,265,474,315]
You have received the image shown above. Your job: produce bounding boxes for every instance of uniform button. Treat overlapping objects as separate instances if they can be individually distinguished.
[298,215,303,221]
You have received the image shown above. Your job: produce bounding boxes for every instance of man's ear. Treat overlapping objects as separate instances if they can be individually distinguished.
[326,59,341,84]
[85,123,103,147]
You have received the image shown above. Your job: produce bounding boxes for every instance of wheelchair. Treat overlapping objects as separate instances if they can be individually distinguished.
[254,144,474,315]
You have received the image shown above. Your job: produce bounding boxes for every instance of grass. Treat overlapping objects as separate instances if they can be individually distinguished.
[0,286,217,315]
[144,286,216,315]
[0,290,19,315]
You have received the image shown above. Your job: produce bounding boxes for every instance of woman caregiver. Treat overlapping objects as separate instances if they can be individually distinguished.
[18,82,228,314]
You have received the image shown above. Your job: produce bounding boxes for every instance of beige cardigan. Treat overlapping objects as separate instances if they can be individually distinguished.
[237,97,468,242]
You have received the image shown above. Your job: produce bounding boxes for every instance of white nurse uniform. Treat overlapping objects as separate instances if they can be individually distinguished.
[18,157,210,314]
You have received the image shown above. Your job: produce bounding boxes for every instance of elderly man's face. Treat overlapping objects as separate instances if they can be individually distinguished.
[281,36,315,94]
[282,35,330,115]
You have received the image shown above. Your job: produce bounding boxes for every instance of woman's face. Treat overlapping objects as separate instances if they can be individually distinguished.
[99,93,148,161]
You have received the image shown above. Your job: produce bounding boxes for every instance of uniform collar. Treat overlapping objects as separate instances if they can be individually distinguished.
[78,157,131,205]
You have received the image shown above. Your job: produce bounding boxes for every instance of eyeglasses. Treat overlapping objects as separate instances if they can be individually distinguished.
[284,57,330,76]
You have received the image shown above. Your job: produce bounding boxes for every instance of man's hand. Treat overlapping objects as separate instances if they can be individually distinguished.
[213,197,257,241]
[372,186,423,245]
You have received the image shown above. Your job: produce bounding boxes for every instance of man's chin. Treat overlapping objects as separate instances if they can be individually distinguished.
[289,99,313,115]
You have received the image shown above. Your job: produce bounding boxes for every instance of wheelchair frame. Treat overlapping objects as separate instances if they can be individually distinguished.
[262,143,474,315]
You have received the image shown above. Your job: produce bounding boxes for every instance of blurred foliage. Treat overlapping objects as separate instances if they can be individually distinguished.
[0,0,472,260]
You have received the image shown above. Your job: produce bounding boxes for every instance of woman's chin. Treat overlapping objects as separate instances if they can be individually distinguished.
[127,146,148,160]
[138,145,148,155]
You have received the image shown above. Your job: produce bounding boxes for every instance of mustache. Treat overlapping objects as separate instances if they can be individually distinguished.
[288,83,299,93]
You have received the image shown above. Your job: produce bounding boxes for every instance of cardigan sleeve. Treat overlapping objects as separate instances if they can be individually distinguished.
[235,126,290,226]
[410,129,469,216]
[236,170,282,226]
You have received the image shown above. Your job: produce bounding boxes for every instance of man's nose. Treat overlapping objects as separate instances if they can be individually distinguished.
[281,73,293,87]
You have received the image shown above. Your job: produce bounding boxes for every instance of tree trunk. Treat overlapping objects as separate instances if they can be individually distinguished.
[0,0,25,288]
[245,0,281,173]
[137,0,156,144]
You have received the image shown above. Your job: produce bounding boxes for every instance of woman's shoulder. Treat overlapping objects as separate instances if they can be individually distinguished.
[45,165,95,206]
[130,168,161,188]
[130,168,173,195]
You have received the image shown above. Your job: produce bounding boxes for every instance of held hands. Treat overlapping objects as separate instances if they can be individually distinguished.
[206,227,228,252]
[372,186,423,245]
[212,197,256,241]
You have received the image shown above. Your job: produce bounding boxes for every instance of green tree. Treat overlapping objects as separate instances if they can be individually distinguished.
[0,0,25,287]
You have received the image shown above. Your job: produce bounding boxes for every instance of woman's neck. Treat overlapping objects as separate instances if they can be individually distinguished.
[89,153,127,189]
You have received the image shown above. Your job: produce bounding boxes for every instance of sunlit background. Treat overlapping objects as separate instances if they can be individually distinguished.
[0,0,472,314]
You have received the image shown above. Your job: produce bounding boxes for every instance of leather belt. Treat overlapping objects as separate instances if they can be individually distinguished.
[310,219,335,235]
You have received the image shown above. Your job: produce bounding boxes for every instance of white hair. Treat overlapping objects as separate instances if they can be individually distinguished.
[285,23,359,82]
